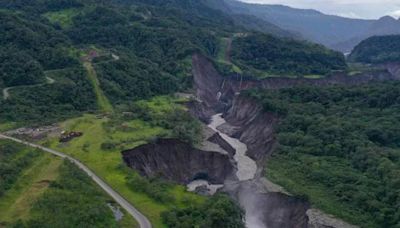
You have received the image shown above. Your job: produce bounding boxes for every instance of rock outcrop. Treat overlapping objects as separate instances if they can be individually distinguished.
[122,139,235,184]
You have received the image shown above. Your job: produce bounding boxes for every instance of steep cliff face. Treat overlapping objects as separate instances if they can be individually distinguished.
[224,180,310,228]
[220,96,278,162]
[191,53,400,162]
[191,54,400,122]
[190,53,367,228]
[122,139,235,184]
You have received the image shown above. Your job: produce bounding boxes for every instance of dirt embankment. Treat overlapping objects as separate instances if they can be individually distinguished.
[191,53,400,121]
[191,53,400,163]
[122,139,236,184]
[189,53,383,228]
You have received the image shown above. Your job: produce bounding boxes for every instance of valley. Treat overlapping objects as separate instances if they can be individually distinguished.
[1,0,400,228]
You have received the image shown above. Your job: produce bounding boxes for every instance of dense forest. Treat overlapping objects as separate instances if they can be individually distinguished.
[232,33,347,76]
[349,35,400,64]
[162,194,244,227]
[0,140,40,197]
[0,0,349,125]
[14,161,120,227]
[245,82,400,227]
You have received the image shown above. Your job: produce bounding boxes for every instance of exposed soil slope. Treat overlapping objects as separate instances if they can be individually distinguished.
[122,139,235,184]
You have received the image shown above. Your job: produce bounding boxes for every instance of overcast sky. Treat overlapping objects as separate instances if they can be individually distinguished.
[239,0,400,19]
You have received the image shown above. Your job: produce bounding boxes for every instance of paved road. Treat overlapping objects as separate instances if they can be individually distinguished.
[0,133,152,228]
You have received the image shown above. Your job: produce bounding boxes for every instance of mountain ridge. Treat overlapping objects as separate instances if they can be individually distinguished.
[213,0,400,52]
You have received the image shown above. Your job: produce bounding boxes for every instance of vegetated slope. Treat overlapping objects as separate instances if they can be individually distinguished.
[0,0,344,125]
[0,11,77,88]
[119,0,296,38]
[220,0,400,52]
[162,194,244,227]
[231,33,346,76]
[21,161,126,227]
[0,67,97,124]
[349,35,400,64]
[0,139,136,227]
[245,82,400,227]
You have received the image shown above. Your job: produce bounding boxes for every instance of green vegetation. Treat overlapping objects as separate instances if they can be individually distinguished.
[162,194,244,228]
[231,33,347,77]
[0,139,137,227]
[245,83,400,227]
[18,161,124,227]
[0,66,97,125]
[215,37,243,75]
[44,8,80,28]
[42,96,204,227]
[0,140,41,199]
[349,35,400,64]
[84,62,113,113]
[0,151,62,225]
[128,96,203,145]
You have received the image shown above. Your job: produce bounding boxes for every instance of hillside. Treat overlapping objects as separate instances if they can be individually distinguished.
[349,35,400,64]
[245,82,400,227]
[0,139,138,227]
[231,33,346,76]
[219,0,400,52]
[0,0,345,126]
[1,0,396,228]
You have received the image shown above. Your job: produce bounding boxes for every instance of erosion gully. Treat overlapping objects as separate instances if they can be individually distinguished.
[188,54,400,228]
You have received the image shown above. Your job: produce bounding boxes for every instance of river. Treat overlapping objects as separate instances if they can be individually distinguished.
[208,113,257,181]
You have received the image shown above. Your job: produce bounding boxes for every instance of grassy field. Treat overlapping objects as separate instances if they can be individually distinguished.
[216,37,243,74]
[0,139,139,227]
[83,62,114,113]
[42,97,204,227]
[0,148,61,224]
[0,122,17,132]
[43,8,80,28]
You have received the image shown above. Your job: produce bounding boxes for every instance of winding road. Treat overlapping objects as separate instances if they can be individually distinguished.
[0,133,152,228]
[2,76,55,100]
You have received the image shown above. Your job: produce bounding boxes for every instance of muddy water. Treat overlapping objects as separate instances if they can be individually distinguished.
[208,114,257,181]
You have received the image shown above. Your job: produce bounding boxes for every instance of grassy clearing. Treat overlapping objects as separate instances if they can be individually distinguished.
[0,149,62,224]
[0,122,17,132]
[304,74,324,79]
[43,109,204,227]
[43,8,80,28]
[83,62,113,113]
[216,37,243,74]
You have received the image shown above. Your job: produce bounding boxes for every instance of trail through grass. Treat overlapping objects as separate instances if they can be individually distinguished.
[0,152,62,224]
[83,62,113,113]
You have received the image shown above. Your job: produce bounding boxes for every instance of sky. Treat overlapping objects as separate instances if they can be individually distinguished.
[239,0,400,19]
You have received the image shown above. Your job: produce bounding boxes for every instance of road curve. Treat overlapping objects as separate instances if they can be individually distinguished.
[2,76,56,100]
[0,133,152,228]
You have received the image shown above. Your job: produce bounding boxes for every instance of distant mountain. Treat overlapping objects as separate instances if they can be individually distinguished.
[349,35,400,63]
[214,0,400,52]
[122,0,296,38]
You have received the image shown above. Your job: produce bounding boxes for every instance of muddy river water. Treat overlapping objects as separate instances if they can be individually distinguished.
[208,114,257,181]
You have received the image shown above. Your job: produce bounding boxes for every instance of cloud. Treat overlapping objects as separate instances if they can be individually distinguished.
[389,10,400,19]
[238,0,400,19]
